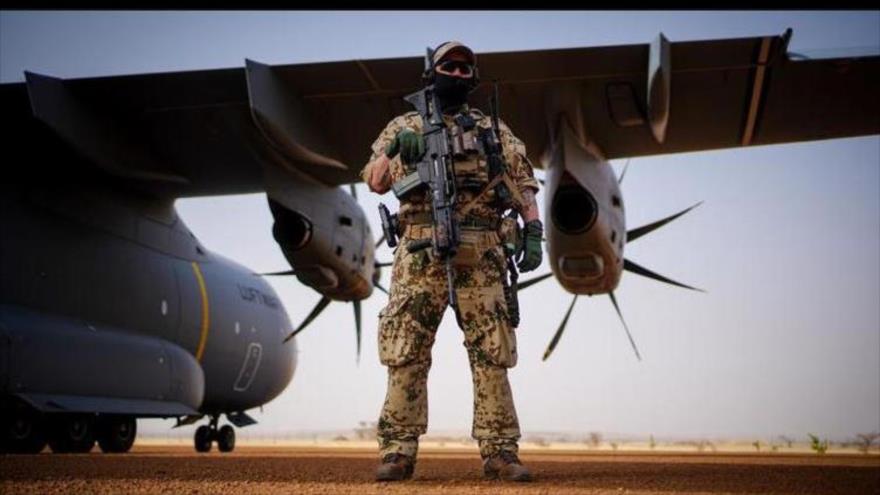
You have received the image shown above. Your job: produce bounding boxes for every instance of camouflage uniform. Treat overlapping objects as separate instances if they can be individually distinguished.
[362,107,539,461]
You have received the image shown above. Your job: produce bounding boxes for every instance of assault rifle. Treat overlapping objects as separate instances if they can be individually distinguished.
[390,47,460,308]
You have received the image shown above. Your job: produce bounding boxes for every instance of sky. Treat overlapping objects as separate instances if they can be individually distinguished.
[1,11,878,443]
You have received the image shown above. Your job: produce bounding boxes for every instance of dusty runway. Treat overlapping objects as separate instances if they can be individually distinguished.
[2,445,878,494]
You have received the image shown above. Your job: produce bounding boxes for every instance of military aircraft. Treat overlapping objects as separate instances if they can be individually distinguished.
[1,28,877,454]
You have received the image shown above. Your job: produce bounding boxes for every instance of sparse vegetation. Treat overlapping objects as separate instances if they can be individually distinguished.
[854,432,879,454]
[586,432,603,449]
[530,436,550,447]
[808,433,828,455]
[649,435,656,450]
[610,442,619,451]
[752,440,761,452]
[682,440,715,452]
[353,421,377,440]
[778,435,794,449]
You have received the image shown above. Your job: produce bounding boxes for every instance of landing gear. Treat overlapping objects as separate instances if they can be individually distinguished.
[1,404,47,454]
[194,425,212,452]
[96,416,137,453]
[48,414,96,453]
[217,424,235,452]
[193,415,236,453]
[1,399,137,455]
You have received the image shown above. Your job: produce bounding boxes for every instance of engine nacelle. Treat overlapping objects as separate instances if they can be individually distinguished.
[267,184,375,302]
[544,117,625,296]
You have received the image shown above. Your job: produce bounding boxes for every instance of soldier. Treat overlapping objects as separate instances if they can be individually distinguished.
[360,41,543,482]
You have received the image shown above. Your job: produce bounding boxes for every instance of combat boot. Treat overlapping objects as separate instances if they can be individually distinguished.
[375,453,415,481]
[483,450,532,482]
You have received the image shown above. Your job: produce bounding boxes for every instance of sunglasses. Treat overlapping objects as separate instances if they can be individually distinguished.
[436,60,474,77]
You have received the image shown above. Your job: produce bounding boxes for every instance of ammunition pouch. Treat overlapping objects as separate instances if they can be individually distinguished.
[398,210,433,229]
[401,216,500,269]
[449,121,480,160]
[452,228,500,268]
[498,216,521,256]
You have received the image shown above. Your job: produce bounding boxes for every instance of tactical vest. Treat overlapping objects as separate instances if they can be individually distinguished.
[393,108,524,228]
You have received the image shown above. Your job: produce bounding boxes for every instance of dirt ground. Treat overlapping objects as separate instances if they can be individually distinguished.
[2,445,878,495]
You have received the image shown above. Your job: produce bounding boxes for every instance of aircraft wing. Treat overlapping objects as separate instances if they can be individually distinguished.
[483,29,880,162]
[5,29,877,198]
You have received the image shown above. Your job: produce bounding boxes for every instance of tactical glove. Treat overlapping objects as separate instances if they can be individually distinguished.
[517,219,543,273]
[384,128,425,165]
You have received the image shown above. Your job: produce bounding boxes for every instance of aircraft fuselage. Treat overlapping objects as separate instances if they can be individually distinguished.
[0,183,296,419]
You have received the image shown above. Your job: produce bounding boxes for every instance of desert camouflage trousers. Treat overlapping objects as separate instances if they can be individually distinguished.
[376,225,521,461]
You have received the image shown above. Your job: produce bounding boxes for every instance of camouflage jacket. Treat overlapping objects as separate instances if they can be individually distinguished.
[362,107,539,224]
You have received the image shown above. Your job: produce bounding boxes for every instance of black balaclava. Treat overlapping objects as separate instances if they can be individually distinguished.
[434,72,471,113]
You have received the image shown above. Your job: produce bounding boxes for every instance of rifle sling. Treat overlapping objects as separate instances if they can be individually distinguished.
[456,173,525,220]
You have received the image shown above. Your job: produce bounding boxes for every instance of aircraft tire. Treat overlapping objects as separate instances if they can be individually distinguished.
[97,416,137,453]
[194,425,212,452]
[48,414,96,453]
[217,425,235,453]
[1,406,48,454]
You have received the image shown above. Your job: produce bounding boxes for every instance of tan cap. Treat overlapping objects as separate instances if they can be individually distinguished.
[432,41,476,66]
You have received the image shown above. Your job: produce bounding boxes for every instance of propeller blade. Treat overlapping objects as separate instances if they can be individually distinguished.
[608,291,642,361]
[283,295,332,343]
[626,201,703,243]
[623,258,705,292]
[258,269,296,276]
[375,261,394,268]
[349,183,358,199]
[618,158,631,184]
[542,295,578,361]
[353,300,362,363]
[374,282,389,295]
[519,272,553,290]
[375,233,386,249]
